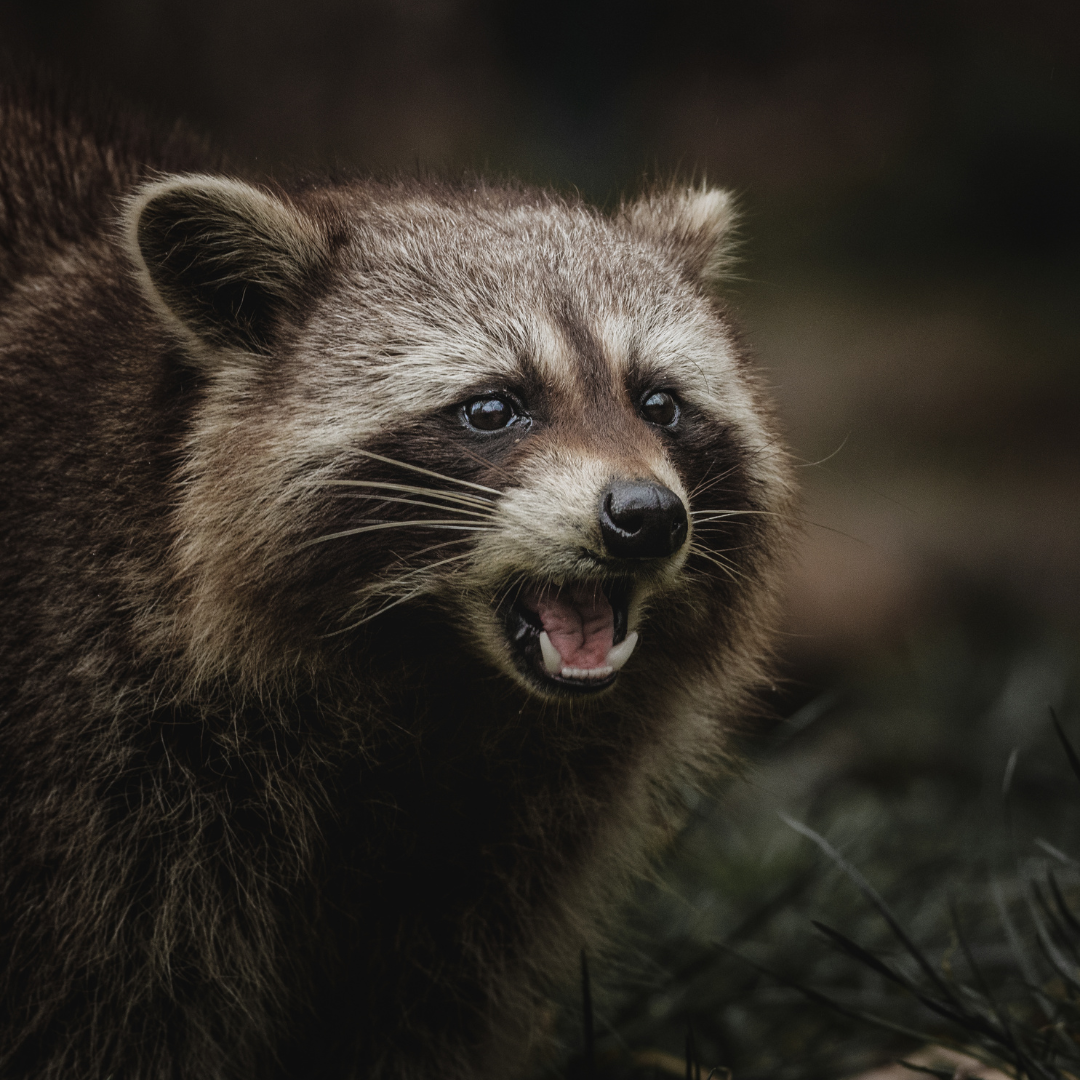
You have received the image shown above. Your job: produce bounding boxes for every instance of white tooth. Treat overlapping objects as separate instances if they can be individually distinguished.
[561,666,613,680]
[538,631,563,675]
[605,631,639,672]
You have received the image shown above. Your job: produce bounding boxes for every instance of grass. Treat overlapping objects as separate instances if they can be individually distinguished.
[551,596,1080,1080]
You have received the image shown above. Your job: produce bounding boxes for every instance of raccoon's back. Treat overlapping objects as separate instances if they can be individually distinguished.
[0,76,213,297]
[0,77,211,701]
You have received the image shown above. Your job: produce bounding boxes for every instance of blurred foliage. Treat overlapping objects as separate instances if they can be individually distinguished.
[4,0,1079,276]
[3,0,1078,662]
[549,596,1080,1079]
[2,9,1079,1071]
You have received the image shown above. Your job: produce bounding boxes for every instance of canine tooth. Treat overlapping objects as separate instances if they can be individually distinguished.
[538,631,562,675]
[605,631,639,672]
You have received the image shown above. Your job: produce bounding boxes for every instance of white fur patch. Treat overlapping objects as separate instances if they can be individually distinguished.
[139,183,790,689]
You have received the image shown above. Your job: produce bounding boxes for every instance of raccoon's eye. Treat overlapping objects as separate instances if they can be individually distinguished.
[640,390,679,428]
[462,395,520,432]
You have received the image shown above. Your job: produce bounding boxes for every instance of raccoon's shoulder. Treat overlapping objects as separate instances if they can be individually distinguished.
[0,74,214,297]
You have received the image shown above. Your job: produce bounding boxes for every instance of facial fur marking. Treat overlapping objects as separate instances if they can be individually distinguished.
[0,85,794,1080]
[552,299,618,401]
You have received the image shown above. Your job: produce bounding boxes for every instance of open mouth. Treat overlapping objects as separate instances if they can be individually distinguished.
[503,579,638,693]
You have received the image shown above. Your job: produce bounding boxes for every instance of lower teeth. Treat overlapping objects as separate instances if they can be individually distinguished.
[536,629,640,680]
[560,665,613,680]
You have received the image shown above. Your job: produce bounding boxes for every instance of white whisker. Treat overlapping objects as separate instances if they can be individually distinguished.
[349,448,501,497]
[690,508,779,519]
[300,521,494,549]
[403,537,484,562]
[329,588,428,635]
[688,463,742,501]
[368,551,475,595]
[330,554,475,634]
[688,543,744,582]
[313,479,493,511]
[331,493,492,519]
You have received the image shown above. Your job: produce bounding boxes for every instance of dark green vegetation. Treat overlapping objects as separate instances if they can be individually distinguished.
[557,600,1080,1080]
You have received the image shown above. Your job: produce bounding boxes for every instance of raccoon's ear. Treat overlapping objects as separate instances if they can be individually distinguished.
[125,175,332,361]
[619,185,736,286]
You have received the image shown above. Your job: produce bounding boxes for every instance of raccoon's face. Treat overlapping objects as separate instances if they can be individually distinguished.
[126,176,789,697]
[446,373,693,697]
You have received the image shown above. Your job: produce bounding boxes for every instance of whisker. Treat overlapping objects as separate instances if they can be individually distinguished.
[691,542,742,567]
[395,536,483,563]
[510,574,532,609]
[456,443,515,483]
[300,521,495,549]
[312,479,493,511]
[332,493,492,519]
[686,431,794,502]
[691,514,779,530]
[688,463,742,501]
[683,564,737,591]
[490,575,520,612]
[687,462,720,500]
[694,509,868,546]
[330,587,432,635]
[691,559,738,584]
[372,550,475,591]
[793,433,850,468]
[690,507,780,519]
[492,572,532,614]
[688,543,744,581]
[795,519,869,544]
[327,552,475,635]
[349,448,501,497]
[691,521,757,531]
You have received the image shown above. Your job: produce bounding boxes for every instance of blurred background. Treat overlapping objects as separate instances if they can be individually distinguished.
[4,3,1080,1073]
[3,0,1077,689]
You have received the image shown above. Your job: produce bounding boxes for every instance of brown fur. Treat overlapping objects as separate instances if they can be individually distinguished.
[0,77,794,1079]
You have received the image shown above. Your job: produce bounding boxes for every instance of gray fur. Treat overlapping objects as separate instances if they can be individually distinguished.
[0,79,794,1079]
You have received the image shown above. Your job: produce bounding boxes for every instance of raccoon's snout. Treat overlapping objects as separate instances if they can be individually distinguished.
[497,479,688,695]
[599,480,688,559]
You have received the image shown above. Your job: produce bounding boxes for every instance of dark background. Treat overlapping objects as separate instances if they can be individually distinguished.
[4,6,1080,1072]
[4,0,1078,681]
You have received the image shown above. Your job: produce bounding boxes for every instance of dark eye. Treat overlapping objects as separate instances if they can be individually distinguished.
[640,390,679,427]
[463,395,518,432]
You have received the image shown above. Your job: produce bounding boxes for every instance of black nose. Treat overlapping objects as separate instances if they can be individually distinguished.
[599,480,688,559]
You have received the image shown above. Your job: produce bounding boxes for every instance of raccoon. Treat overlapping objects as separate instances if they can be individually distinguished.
[0,78,794,1080]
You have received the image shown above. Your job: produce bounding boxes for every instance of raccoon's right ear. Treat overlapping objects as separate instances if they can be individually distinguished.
[125,175,333,363]
[619,185,737,287]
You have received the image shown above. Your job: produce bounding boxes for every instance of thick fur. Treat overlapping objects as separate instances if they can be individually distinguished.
[0,78,794,1080]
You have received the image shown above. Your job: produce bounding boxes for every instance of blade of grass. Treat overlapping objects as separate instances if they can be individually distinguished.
[1047,870,1080,936]
[1029,878,1080,975]
[896,1060,955,1080]
[1051,709,1080,787]
[949,897,1026,1077]
[685,1023,700,1080]
[813,921,1002,1043]
[718,943,944,1047]
[581,949,595,1079]
[780,814,966,1011]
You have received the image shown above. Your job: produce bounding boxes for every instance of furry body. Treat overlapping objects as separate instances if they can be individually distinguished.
[0,81,793,1079]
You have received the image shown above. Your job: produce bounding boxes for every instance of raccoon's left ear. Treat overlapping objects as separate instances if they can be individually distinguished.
[619,185,736,286]
[124,175,334,363]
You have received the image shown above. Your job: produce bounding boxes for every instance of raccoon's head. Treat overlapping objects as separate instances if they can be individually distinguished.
[125,175,791,699]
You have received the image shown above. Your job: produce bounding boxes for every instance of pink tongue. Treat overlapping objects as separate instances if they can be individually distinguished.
[528,585,615,670]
